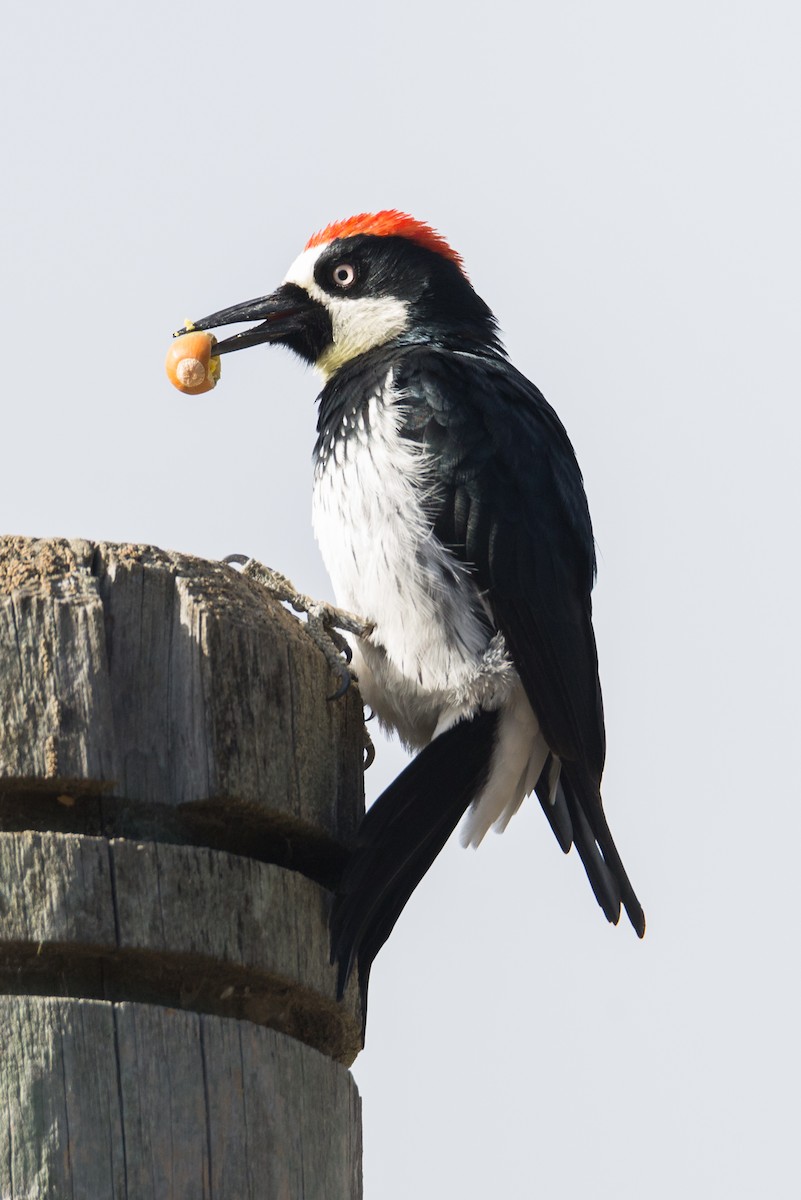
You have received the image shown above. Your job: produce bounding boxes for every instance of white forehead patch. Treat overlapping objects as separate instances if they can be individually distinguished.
[284,241,410,379]
[283,245,325,292]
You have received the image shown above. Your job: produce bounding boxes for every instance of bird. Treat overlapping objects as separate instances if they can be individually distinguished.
[182,210,645,1014]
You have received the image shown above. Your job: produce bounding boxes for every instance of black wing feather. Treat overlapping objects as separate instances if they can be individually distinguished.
[396,348,645,937]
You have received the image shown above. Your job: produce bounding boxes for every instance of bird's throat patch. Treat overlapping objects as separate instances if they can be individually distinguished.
[314,295,411,379]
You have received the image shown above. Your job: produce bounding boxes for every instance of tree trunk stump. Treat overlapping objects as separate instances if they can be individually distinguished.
[0,536,365,1199]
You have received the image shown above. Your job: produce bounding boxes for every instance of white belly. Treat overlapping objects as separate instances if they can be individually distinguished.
[311,372,557,842]
[312,376,499,744]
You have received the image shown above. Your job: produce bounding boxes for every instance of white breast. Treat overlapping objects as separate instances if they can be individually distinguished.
[312,371,495,742]
[312,369,556,843]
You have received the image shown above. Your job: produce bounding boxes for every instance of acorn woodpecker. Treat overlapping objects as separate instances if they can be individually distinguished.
[185,210,645,1008]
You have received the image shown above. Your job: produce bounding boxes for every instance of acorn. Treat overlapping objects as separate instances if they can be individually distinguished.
[165,328,221,395]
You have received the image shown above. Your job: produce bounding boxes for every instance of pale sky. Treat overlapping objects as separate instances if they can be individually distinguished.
[3,3,799,1196]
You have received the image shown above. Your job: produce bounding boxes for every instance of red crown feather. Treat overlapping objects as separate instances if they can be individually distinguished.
[305,210,465,273]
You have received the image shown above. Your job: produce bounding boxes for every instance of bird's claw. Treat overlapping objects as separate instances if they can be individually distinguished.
[362,730,376,770]
[223,554,375,767]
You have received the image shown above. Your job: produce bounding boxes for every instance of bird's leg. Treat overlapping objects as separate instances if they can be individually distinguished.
[223,555,375,767]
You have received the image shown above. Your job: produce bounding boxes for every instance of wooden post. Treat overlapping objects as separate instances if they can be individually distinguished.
[0,536,365,1198]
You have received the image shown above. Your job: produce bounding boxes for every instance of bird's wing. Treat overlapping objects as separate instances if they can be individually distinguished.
[397,346,602,767]
[395,347,645,936]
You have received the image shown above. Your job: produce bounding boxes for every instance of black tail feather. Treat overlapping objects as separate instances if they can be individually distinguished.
[594,821,646,938]
[330,709,499,1006]
[560,768,646,937]
[534,754,574,853]
[560,776,622,925]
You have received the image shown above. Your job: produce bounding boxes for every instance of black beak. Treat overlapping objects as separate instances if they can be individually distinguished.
[174,283,324,357]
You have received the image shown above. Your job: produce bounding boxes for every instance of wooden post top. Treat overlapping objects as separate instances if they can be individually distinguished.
[0,535,366,1065]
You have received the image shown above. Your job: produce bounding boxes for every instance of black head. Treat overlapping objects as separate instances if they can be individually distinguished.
[179,211,505,378]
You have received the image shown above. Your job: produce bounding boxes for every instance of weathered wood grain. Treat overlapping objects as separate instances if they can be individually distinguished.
[0,538,115,786]
[0,997,362,1200]
[0,537,364,857]
[0,537,365,1196]
[0,830,362,1064]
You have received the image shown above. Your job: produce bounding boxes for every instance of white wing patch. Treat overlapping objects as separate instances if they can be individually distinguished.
[460,684,552,848]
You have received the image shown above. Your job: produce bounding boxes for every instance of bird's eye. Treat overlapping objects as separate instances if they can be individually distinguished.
[331,262,357,290]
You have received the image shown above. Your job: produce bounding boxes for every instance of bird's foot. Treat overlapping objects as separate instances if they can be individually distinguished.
[224,555,375,767]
